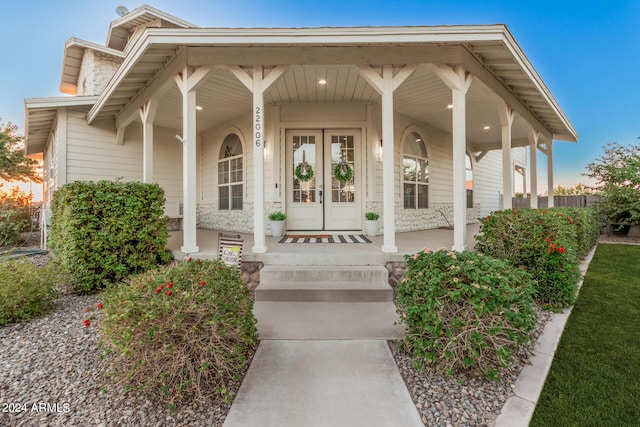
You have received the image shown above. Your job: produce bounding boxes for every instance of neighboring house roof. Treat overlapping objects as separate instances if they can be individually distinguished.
[105,4,197,51]
[24,96,98,155]
[86,25,578,143]
[60,38,126,95]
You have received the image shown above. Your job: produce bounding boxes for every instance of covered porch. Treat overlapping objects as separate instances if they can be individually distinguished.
[167,223,481,265]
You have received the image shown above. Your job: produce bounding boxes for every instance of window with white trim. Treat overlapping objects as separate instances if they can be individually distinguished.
[403,132,429,209]
[218,134,243,210]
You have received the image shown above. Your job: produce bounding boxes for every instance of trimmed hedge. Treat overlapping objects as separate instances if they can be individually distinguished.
[49,181,172,294]
[476,208,599,307]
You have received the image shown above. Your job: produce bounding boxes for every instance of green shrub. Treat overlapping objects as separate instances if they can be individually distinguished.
[49,181,172,294]
[0,186,32,247]
[99,259,257,406]
[0,259,62,325]
[268,211,286,221]
[365,212,379,220]
[551,207,601,257]
[476,208,581,307]
[397,249,537,380]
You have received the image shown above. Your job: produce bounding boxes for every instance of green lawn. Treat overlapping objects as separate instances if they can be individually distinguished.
[530,244,640,426]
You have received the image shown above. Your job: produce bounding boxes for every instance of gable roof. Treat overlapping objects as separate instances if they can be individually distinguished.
[105,4,197,51]
[60,38,126,95]
[86,25,578,143]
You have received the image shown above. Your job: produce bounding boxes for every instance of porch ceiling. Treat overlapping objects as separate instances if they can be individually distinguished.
[86,25,577,146]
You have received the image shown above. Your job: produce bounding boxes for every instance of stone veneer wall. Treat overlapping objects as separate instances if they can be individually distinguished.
[197,202,283,234]
[77,50,123,96]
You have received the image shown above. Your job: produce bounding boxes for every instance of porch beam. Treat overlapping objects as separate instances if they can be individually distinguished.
[435,64,472,251]
[474,150,489,163]
[546,140,554,207]
[499,103,514,209]
[460,48,553,141]
[115,48,187,130]
[139,98,159,183]
[115,125,125,145]
[189,45,461,66]
[528,128,539,208]
[174,65,213,254]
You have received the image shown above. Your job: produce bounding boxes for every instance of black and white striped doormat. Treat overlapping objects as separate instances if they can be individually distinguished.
[278,234,372,243]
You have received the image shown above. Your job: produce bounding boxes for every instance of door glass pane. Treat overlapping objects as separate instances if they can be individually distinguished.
[331,135,355,203]
[292,135,316,203]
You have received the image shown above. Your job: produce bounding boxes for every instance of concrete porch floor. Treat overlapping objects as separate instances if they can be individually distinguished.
[167,223,481,265]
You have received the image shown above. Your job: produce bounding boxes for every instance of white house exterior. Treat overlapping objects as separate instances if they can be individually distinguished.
[24,5,577,255]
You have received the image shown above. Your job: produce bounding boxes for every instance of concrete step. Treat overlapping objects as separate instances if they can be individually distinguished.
[259,265,390,285]
[253,301,404,340]
[256,265,393,302]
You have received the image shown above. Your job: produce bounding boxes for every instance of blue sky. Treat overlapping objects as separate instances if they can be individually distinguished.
[2,0,639,190]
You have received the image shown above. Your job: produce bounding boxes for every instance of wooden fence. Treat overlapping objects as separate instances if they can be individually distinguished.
[512,195,602,209]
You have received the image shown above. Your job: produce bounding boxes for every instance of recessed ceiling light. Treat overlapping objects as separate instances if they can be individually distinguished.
[318,79,327,85]
[483,125,491,130]
[196,105,203,111]
[416,138,422,142]
[446,104,453,109]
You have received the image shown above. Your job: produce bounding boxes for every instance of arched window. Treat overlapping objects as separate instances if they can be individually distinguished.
[218,134,243,210]
[403,132,429,209]
[466,154,473,208]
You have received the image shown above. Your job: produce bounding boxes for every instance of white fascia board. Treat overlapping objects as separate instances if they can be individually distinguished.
[64,38,127,58]
[25,96,99,110]
[139,25,508,45]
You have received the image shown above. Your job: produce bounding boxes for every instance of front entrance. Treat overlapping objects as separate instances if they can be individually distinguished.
[286,129,362,230]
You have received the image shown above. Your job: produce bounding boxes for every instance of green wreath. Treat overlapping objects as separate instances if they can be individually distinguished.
[334,163,353,182]
[295,163,314,182]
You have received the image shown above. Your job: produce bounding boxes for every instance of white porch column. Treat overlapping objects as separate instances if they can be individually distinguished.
[528,128,539,208]
[380,65,397,253]
[251,67,267,253]
[139,99,159,183]
[175,65,212,254]
[499,104,514,209]
[358,64,417,253]
[547,140,555,207]
[228,65,288,253]
[434,65,472,251]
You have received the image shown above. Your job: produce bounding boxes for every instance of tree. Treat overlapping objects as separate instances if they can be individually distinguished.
[585,142,640,225]
[0,120,41,183]
[554,183,597,196]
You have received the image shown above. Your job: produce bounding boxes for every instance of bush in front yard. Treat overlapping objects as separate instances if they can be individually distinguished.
[0,186,32,247]
[49,180,172,294]
[0,259,62,326]
[396,249,537,381]
[476,208,581,307]
[550,207,601,257]
[99,259,257,406]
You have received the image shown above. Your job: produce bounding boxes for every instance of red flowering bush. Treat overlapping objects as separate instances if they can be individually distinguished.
[476,208,586,307]
[99,259,257,406]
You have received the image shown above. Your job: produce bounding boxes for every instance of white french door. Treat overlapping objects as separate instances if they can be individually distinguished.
[285,129,361,231]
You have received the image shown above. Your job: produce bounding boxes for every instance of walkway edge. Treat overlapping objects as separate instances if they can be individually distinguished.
[495,244,598,427]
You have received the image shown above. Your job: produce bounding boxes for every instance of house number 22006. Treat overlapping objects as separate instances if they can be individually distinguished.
[254,107,262,147]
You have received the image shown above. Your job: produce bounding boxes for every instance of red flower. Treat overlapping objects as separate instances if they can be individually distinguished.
[156,286,163,294]
[83,319,91,328]
[167,282,173,289]
[558,247,565,253]
[141,285,145,290]
[200,281,206,286]
[545,238,550,243]
[97,302,103,310]
[218,266,223,271]
[551,243,556,249]
[197,259,202,264]
[485,216,490,223]
[166,290,172,296]
[188,257,193,261]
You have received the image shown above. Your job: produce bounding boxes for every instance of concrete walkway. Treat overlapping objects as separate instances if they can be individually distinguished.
[223,340,423,427]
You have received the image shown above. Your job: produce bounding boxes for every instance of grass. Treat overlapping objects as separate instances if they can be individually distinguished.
[530,244,640,426]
